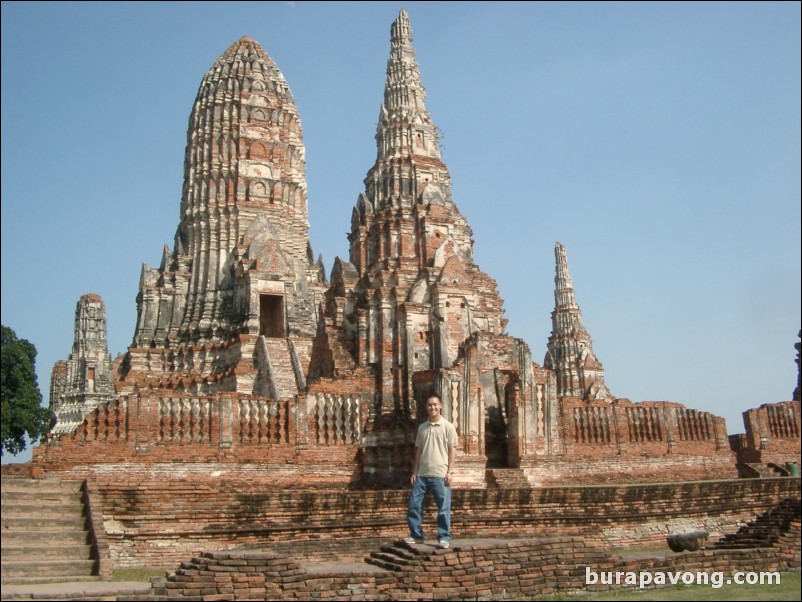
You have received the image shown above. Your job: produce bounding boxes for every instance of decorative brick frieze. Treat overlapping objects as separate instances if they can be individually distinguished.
[734,400,801,468]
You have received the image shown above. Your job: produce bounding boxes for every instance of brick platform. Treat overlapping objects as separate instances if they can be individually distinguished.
[142,509,800,601]
[71,472,801,568]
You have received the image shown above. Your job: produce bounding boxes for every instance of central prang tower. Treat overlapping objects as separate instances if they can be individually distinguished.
[311,10,554,484]
[320,10,508,420]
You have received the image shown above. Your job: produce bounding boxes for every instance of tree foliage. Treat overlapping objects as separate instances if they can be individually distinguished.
[1,325,50,456]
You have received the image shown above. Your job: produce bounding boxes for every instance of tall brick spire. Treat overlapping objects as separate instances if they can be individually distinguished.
[545,243,612,401]
[351,9,471,276]
[123,36,324,394]
[49,294,116,434]
[376,9,441,163]
[329,10,507,415]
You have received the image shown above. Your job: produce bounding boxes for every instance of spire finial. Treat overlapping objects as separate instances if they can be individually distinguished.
[377,9,441,161]
[554,242,577,309]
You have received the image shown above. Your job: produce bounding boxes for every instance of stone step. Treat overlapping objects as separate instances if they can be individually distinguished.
[0,575,103,588]
[2,491,82,506]
[1,543,94,560]
[365,557,404,571]
[365,543,420,571]
[264,339,300,398]
[744,463,783,478]
[1,530,89,545]
[369,551,412,566]
[1,515,87,529]
[0,479,83,494]
[1,559,96,579]
[0,498,83,513]
[2,481,81,492]
[379,544,416,560]
[713,497,800,549]
[0,477,98,585]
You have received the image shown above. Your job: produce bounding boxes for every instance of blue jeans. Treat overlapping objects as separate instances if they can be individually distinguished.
[407,476,451,542]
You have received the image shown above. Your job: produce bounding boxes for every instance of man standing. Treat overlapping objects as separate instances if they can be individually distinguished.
[405,394,458,549]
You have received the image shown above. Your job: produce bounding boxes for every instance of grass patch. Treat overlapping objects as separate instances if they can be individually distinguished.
[533,571,799,601]
[111,566,166,582]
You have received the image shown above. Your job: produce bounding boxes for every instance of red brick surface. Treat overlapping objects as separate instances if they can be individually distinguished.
[60,473,800,568]
[143,504,800,601]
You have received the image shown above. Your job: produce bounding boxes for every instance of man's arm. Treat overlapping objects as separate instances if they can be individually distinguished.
[445,445,456,486]
[410,446,423,485]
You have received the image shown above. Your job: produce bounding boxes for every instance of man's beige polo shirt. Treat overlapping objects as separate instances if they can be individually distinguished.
[415,417,458,478]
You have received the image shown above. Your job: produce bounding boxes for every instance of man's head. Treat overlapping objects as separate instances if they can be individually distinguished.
[426,394,442,422]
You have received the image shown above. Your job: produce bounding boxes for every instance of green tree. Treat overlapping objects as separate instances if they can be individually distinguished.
[1,325,50,456]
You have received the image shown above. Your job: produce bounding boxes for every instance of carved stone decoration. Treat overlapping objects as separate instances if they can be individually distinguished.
[313,393,361,444]
[536,384,544,437]
[451,380,460,431]
[794,330,801,402]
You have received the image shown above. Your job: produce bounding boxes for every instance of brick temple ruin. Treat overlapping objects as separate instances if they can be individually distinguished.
[37,10,800,488]
[3,12,797,592]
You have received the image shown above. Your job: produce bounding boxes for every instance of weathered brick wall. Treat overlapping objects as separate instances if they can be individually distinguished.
[0,463,32,478]
[452,479,798,549]
[150,539,613,601]
[523,454,738,486]
[148,520,800,601]
[738,401,801,466]
[80,471,799,567]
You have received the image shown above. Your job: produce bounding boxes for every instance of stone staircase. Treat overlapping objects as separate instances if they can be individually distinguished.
[324,323,359,377]
[485,468,531,489]
[365,541,420,572]
[1,478,99,584]
[714,497,801,549]
[264,338,301,399]
[290,338,313,381]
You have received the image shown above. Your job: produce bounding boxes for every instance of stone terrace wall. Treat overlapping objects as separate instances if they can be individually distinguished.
[85,472,799,567]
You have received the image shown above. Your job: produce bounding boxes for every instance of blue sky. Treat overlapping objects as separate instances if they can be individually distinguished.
[2,2,800,463]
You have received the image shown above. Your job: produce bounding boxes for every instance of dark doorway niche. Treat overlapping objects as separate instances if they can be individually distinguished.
[259,294,285,338]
